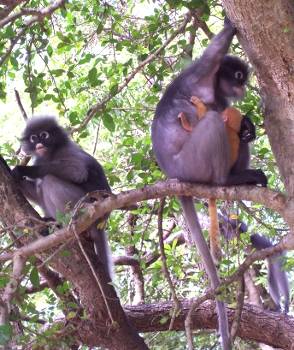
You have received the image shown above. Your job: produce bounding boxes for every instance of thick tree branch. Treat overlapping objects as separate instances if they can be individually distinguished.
[126,299,294,349]
[0,180,289,262]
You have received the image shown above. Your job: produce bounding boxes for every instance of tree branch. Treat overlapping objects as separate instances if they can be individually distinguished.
[0,0,66,66]
[126,299,294,349]
[0,180,288,262]
[73,12,192,132]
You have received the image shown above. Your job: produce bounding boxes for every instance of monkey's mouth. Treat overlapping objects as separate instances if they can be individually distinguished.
[233,86,245,98]
[35,144,47,155]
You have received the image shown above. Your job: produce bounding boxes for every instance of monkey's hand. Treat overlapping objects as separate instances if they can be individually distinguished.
[178,112,193,132]
[11,166,26,181]
[190,96,207,119]
[224,16,236,34]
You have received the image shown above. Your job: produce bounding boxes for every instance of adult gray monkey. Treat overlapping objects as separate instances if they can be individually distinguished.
[152,18,266,350]
[12,116,113,279]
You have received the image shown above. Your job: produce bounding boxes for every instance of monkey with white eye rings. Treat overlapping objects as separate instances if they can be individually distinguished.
[152,18,267,350]
[11,116,113,280]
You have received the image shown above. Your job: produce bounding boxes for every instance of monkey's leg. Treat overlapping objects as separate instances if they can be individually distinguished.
[40,175,85,218]
[226,169,267,187]
[40,175,113,279]
[19,179,44,206]
[174,111,231,184]
[90,222,113,280]
[208,198,222,264]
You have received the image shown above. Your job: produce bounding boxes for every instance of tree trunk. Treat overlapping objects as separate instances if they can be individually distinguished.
[222,0,294,204]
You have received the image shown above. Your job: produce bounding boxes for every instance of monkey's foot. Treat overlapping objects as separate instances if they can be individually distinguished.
[178,112,193,132]
[190,96,207,119]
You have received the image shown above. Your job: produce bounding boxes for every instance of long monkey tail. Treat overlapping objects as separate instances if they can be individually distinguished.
[180,196,231,350]
[90,221,114,281]
[251,234,289,313]
[208,198,222,264]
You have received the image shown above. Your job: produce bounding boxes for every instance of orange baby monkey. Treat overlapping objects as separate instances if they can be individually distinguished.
[178,98,245,263]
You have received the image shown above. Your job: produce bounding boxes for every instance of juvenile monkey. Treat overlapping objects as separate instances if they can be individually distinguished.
[152,18,266,349]
[12,116,113,279]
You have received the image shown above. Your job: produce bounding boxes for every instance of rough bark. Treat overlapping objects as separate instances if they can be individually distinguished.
[126,299,294,349]
[222,0,294,222]
[0,162,148,350]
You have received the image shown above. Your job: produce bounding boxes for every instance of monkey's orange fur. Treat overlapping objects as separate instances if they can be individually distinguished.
[178,99,243,264]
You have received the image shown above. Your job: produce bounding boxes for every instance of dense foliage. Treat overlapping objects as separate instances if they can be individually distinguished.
[0,0,291,349]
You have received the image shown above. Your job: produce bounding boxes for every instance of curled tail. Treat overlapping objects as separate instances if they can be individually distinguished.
[180,196,231,350]
[251,234,289,313]
[90,221,113,280]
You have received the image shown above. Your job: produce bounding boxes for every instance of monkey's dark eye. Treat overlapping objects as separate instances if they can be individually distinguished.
[29,135,38,143]
[40,131,49,139]
[234,71,244,80]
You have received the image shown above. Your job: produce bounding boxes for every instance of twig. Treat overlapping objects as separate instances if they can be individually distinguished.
[158,198,181,330]
[185,291,214,350]
[14,89,28,120]
[126,213,145,305]
[230,277,245,343]
[0,0,66,67]
[0,254,25,326]
[73,12,192,133]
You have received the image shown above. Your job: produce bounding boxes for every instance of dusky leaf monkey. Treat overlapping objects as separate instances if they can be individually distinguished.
[181,96,263,263]
[152,18,267,349]
[220,215,290,314]
[250,234,290,313]
[12,116,113,279]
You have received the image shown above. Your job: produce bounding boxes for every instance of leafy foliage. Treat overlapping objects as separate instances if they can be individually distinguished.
[0,0,291,349]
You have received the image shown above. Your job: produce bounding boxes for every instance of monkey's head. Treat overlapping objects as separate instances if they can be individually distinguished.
[216,55,249,100]
[21,116,69,157]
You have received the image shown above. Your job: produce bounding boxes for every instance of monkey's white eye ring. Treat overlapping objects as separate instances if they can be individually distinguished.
[40,131,49,139]
[30,135,38,143]
[235,71,243,80]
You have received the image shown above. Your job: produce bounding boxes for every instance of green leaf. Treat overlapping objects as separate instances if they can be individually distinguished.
[0,324,12,345]
[51,69,65,77]
[0,275,9,288]
[30,267,40,288]
[88,67,98,86]
[102,114,115,132]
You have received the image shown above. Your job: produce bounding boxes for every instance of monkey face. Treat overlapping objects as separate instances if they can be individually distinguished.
[217,55,249,100]
[21,116,69,157]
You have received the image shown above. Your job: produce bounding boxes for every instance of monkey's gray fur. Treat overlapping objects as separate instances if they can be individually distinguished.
[12,116,113,279]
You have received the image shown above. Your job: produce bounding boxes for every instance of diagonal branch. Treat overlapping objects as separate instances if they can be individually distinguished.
[73,12,192,133]
[0,0,66,66]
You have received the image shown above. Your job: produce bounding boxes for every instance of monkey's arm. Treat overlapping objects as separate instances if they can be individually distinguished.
[196,18,236,77]
[12,160,89,184]
[19,178,43,205]
[178,97,207,132]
